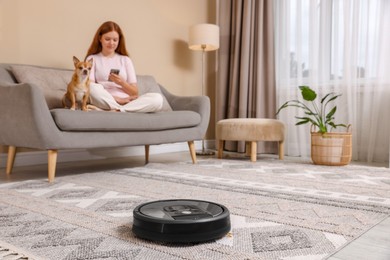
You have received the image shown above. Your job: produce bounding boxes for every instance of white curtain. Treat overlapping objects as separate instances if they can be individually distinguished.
[275,0,390,163]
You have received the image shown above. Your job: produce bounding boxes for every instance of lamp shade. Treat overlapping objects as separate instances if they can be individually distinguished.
[188,23,220,51]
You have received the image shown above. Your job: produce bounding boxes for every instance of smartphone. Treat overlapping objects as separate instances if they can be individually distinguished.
[110,69,120,75]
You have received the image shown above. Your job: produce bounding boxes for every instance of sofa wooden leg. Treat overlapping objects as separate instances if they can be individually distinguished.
[48,150,58,183]
[145,145,150,164]
[188,141,197,164]
[6,146,17,175]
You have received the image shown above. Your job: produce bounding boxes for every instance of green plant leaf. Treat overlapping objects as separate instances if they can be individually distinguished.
[299,86,317,101]
[329,122,347,129]
[296,120,310,125]
[295,116,317,126]
[304,111,317,116]
[326,106,337,119]
[326,94,339,103]
[276,100,304,115]
[321,93,332,104]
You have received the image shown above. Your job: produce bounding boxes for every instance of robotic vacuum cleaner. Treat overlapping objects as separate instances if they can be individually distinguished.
[132,199,231,243]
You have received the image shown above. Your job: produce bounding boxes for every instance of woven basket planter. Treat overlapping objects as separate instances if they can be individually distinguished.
[311,125,352,166]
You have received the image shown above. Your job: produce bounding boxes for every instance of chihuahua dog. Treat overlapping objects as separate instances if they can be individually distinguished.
[62,56,93,111]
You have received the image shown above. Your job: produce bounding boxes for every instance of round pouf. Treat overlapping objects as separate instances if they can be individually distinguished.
[216,118,285,162]
[132,199,231,243]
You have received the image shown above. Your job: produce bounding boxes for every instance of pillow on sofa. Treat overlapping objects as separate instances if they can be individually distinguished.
[137,75,173,111]
[11,65,72,109]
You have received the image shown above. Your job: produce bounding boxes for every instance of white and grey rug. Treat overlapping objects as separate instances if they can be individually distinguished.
[0,157,389,260]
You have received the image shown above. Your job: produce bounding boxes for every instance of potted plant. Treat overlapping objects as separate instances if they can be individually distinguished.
[276,86,352,165]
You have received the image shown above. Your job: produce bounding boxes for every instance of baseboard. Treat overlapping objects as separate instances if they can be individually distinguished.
[0,140,216,168]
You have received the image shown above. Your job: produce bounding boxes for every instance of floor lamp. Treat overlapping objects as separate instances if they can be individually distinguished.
[188,23,220,155]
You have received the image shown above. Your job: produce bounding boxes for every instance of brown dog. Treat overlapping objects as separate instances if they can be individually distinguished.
[62,56,93,111]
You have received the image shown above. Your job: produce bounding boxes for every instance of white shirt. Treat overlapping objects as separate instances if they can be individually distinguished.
[88,53,137,98]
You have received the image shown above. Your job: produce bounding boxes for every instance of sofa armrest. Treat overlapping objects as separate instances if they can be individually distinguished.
[0,83,62,149]
[160,85,210,136]
[160,85,209,113]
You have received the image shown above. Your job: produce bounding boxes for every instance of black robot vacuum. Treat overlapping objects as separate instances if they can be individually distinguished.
[132,199,231,243]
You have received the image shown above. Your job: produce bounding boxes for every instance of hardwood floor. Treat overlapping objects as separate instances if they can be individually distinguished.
[0,151,389,259]
[327,216,390,260]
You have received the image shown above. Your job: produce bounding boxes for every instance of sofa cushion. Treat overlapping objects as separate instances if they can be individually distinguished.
[11,65,71,109]
[50,109,201,131]
[137,75,173,111]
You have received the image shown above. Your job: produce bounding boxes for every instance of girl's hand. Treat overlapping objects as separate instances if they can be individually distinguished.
[108,73,125,86]
[129,95,138,101]
[108,73,138,96]
[113,95,138,105]
[113,96,130,105]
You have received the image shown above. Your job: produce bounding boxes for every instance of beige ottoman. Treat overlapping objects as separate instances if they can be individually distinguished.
[216,118,285,162]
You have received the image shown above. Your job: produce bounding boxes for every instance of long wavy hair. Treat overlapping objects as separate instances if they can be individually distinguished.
[85,21,129,59]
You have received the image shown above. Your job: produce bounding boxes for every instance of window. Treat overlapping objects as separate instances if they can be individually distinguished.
[281,0,382,81]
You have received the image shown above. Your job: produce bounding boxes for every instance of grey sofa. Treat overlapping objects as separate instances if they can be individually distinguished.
[0,64,210,182]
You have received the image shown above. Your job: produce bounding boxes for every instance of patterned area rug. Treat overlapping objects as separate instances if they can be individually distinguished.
[0,157,389,260]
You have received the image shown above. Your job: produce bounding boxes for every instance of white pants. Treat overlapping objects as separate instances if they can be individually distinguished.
[89,83,163,112]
